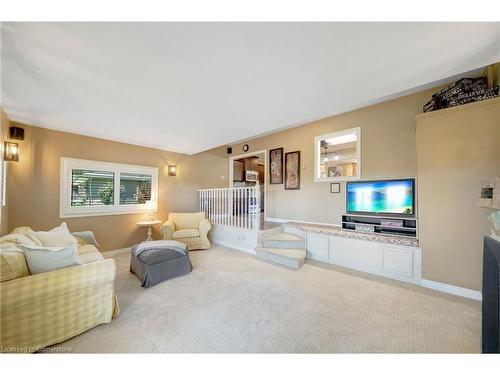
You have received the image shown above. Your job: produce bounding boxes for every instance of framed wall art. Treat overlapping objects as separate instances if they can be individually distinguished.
[269,147,283,184]
[245,170,259,182]
[285,151,301,190]
[330,182,341,193]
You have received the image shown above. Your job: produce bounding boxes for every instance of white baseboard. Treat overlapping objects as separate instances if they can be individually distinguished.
[266,217,341,227]
[264,217,287,223]
[103,247,131,258]
[212,239,256,255]
[421,279,482,301]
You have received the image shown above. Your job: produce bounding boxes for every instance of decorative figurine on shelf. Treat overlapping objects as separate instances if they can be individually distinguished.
[488,211,500,242]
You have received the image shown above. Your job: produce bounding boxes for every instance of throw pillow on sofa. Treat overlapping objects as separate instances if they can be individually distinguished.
[0,243,30,282]
[34,222,78,247]
[19,244,81,274]
[10,227,44,246]
[0,233,39,247]
[72,231,101,248]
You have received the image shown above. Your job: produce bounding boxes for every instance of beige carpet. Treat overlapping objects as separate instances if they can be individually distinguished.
[52,246,481,353]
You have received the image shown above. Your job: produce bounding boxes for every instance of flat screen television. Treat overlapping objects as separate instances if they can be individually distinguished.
[346,178,416,217]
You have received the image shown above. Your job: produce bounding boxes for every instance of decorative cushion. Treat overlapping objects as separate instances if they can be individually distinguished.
[34,222,78,247]
[172,229,200,239]
[72,231,101,248]
[77,244,104,264]
[169,212,205,230]
[11,227,44,246]
[0,233,38,247]
[0,243,30,282]
[19,244,81,275]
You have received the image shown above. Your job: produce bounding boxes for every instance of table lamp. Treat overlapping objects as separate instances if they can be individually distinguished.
[144,200,156,221]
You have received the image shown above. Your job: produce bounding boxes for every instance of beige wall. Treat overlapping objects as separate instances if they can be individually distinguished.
[210,87,437,224]
[1,108,9,235]
[416,97,500,291]
[167,146,230,212]
[5,123,197,250]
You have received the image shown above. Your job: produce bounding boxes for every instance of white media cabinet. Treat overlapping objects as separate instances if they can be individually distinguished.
[284,222,422,285]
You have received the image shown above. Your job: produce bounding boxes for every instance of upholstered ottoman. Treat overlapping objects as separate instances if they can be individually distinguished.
[130,240,192,288]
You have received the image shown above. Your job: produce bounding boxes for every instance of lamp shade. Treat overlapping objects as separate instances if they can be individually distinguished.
[144,200,156,211]
[168,164,177,176]
[4,142,19,162]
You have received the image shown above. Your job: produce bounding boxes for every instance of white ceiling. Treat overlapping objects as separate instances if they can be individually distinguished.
[1,22,499,155]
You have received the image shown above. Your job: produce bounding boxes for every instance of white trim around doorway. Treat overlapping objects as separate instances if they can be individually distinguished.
[228,149,268,220]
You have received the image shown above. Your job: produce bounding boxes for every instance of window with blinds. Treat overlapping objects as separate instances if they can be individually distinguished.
[119,173,152,204]
[60,158,158,218]
[71,169,115,206]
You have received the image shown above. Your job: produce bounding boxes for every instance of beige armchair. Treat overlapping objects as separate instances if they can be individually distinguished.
[160,212,211,250]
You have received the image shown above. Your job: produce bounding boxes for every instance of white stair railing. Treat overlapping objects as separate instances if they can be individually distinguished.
[198,185,260,230]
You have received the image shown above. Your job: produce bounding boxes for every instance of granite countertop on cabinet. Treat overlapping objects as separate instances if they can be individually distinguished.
[285,222,419,247]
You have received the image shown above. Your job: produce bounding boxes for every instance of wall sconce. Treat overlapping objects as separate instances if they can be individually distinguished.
[9,126,25,141]
[168,164,177,176]
[4,142,19,162]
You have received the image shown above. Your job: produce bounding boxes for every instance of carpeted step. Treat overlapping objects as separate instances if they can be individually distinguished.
[255,247,306,269]
[262,231,305,249]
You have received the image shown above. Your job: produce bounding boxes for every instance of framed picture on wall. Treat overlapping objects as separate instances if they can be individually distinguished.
[330,182,340,193]
[269,147,283,184]
[246,170,259,182]
[285,151,301,190]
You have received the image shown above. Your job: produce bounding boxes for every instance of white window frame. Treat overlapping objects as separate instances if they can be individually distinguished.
[314,126,362,182]
[60,157,159,218]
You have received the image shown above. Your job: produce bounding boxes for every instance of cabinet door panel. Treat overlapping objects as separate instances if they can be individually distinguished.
[381,246,414,278]
[330,237,381,273]
[306,234,329,261]
[233,160,244,181]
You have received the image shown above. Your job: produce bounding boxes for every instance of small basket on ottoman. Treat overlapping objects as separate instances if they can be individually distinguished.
[130,240,192,288]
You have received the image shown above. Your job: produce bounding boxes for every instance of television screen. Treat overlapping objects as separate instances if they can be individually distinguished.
[346,179,415,216]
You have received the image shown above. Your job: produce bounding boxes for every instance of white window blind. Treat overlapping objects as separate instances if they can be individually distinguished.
[71,169,115,206]
[119,173,152,204]
[60,158,158,218]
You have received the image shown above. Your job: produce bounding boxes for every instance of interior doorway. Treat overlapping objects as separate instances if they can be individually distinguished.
[229,150,267,225]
